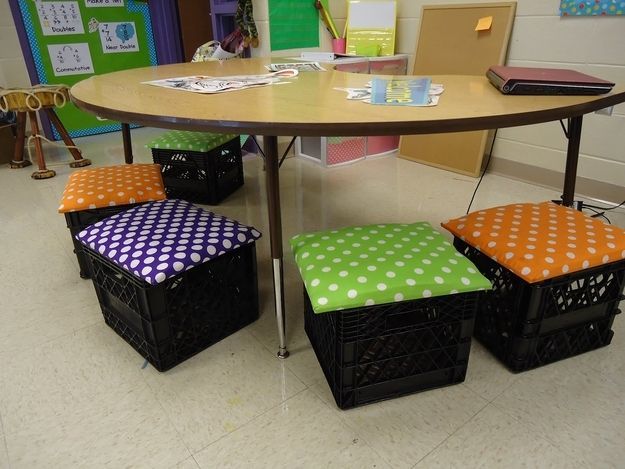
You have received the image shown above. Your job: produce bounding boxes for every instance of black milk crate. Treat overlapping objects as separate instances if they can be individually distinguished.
[65,204,138,279]
[151,137,243,205]
[304,289,479,409]
[454,238,625,372]
[84,243,259,371]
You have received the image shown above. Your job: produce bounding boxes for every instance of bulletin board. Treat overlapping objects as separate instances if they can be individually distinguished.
[398,2,516,177]
[14,0,157,138]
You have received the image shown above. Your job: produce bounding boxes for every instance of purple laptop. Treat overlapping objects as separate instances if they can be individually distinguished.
[487,65,614,95]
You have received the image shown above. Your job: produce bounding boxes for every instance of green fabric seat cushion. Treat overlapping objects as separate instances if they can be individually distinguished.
[147,130,239,152]
[290,222,492,314]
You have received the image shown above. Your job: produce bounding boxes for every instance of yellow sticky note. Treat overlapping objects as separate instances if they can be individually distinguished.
[475,16,493,31]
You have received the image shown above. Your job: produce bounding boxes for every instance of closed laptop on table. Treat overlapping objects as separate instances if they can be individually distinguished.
[487,65,614,95]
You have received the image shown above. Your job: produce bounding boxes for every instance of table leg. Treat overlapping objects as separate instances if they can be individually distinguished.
[562,116,583,207]
[264,135,289,359]
[121,123,133,164]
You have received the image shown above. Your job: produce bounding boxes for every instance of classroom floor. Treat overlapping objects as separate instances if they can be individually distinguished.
[1,127,625,469]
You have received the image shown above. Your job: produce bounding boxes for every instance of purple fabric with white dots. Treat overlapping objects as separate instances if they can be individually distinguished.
[76,199,262,285]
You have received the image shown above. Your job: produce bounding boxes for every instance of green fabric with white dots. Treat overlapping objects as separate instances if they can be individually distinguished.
[147,130,238,152]
[290,222,492,314]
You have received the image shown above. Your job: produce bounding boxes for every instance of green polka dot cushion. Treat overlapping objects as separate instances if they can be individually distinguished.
[147,130,239,152]
[290,223,492,314]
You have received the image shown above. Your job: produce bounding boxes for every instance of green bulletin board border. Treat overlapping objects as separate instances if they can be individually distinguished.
[17,0,157,138]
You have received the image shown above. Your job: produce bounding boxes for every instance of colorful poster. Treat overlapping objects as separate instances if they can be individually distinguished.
[560,0,625,16]
[36,1,84,35]
[268,0,319,51]
[85,0,125,6]
[48,43,94,76]
[99,22,139,52]
[17,0,157,138]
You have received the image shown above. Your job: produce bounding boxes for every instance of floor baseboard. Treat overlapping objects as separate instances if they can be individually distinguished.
[489,157,625,204]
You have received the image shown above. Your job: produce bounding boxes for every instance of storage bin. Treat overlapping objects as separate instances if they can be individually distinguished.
[454,238,624,371]
[78,199,262,371]
[291,222,490,408]
[58,163,166,278]
[148,131,243,204]
[304,289,479,409]
[443,201,625,372]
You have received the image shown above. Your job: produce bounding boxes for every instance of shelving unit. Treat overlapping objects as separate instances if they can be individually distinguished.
[295,55,408,167]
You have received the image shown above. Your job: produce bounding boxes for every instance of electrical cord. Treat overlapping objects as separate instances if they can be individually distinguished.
[582,200,625,212]
[583,205,612,224]
[466,129,498,214]
[579,199,625,225]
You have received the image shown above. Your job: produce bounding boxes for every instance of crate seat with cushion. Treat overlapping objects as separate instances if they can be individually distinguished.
[76,198,262,371]
[147,130,244,204]
[442,201,625,372]
[58,163,166,279]
[290,222,491,409]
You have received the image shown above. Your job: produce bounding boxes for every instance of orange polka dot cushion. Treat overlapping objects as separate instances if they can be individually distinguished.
[58,164,166,213]
[442,201,625,283]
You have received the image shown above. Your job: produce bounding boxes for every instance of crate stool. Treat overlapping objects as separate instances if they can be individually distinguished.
[290,222,491,409]
[147,130,243,204]
[442,201,625,372]
[76,199,262,371]
[58,164,166,279]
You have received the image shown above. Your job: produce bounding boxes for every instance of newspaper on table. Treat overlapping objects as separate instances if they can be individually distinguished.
[142,69,299,94]
[266,62,325,72]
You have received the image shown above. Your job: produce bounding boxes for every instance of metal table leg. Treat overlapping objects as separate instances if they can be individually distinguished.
[562,115,583,207]
[264,136,289,359]
[121,123,133,164]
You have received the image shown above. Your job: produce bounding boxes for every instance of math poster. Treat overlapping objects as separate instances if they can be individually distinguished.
[48,43,94,76]
[14,0,157,138]
[560,0,625,15]
[36,1,85,35]
[99,22,140,53]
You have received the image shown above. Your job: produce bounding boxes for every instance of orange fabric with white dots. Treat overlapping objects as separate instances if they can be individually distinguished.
[58,164,166,213]
[442,201,625,284]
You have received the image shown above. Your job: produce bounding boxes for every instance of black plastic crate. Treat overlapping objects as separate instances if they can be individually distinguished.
[151,137,243,205]
[304,289,479,409]
[64,204,138,279]
[85,242,259,371]
[504,313,618,372]
[454,238,625,371]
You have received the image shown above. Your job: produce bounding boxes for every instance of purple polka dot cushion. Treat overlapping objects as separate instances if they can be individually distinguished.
[76,199,262,285]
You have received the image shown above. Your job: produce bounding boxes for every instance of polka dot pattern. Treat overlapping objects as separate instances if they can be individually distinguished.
[147,130,238,153]
[58,164,166,213]
[290,222,491,314]
[77,199,261,285]
[442,201,625,283]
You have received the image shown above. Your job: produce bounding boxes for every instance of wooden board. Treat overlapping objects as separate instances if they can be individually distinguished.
[399,2,516,176]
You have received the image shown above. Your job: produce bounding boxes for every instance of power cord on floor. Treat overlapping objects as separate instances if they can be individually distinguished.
[466,129,498,214]
[580,199,625,224]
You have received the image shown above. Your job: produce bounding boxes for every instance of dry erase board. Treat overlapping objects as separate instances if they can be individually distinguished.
[399,2,516,177]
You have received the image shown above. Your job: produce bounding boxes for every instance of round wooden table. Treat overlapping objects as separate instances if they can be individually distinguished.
[71,57,625,358]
